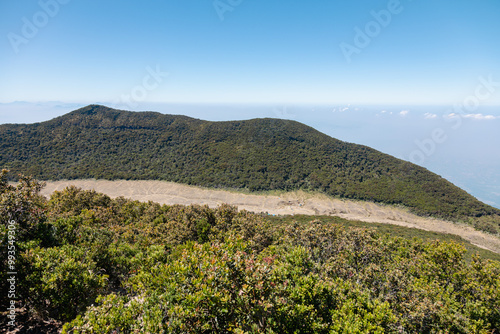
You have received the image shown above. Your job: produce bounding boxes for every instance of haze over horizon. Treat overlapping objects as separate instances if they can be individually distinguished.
[1,102,499,210]
[1,1,499,207]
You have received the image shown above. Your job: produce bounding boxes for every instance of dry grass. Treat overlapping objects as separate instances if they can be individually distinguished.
[40,179,500,254]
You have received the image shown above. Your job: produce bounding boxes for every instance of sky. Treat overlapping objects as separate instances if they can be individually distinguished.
[1,0,500,105]
[0,1,500,207]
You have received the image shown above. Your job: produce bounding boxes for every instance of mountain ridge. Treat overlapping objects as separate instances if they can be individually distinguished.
[1,104,499,229]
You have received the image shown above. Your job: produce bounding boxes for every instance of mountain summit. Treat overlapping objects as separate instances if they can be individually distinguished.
[1,105,499,226]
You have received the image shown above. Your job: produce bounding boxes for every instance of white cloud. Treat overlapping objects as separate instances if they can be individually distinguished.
[332,106,351,113]
[424,113,437,119]
[399,110,409,117]
[463,113,497,120]
[445,113,497,120]
[376,110,393,117]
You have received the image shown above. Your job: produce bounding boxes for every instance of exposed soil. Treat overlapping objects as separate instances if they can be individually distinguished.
[0,308,60,334]
[40,180,500,254]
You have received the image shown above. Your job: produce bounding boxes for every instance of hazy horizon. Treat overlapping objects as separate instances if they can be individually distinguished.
[1,101,499,209]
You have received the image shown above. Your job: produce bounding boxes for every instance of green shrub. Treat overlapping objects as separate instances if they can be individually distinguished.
[64,238,398,333]
[20,245,108,321]
[47,186,112,217]
[0,169,46,241]
[0,171,498,333]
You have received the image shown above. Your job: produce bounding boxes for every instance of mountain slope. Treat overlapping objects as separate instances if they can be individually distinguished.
[1,104,499,224]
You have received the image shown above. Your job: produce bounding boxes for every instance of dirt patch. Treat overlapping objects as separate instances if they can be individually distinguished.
[0,307,61,334]
[40,180,500,254]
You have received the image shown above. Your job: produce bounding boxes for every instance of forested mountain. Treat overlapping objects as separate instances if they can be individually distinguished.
[1,104,499,225]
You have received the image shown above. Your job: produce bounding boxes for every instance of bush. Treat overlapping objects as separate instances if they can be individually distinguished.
[47,186,112,217]
[19,245,108,321]
[63,238,397,333]
[0,169,47,241]
[0,170,47,307]
[0,171,498,333]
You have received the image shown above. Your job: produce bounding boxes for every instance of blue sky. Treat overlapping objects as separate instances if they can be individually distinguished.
[1,0,500,105]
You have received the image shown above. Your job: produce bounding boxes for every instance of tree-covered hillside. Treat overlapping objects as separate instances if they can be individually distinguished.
[1,172,500,333]
[1,104,499,225]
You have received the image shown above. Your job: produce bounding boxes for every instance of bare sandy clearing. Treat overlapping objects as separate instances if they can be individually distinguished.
[40,180,500,254]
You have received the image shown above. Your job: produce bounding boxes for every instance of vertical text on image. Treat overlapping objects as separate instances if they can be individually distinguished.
[6,220,17,327]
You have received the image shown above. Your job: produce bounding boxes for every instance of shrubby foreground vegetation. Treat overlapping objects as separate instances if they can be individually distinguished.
[1,105,500,234]
[1,171,500,333]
